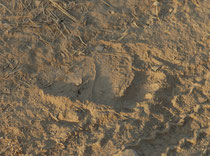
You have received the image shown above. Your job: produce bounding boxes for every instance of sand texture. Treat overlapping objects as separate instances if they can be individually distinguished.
[0,0,209,155]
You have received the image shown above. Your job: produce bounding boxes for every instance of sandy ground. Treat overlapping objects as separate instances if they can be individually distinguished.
[0,0,209,155]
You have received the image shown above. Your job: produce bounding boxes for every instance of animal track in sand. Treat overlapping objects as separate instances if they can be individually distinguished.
[37,52,168,108]
[37,53,135,105]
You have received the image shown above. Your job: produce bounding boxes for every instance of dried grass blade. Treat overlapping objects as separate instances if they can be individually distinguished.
[49,0,78,23]
[0,2,13,14]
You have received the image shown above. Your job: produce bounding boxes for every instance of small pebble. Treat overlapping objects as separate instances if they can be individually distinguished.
[95,45,104,52]
[110,10,115,14]
[145,93,153,100]
[116,149,138,156]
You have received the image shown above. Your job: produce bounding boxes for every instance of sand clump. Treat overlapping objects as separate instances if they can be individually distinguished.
[0,0,209,155]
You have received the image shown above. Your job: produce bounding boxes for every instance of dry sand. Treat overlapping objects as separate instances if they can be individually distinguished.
[0,0,209,155]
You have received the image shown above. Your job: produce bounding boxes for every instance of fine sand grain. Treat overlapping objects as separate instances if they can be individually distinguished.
[0,0,209,155]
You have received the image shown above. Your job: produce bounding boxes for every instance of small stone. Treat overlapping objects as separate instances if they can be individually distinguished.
[35,1,41,7]
[194,105,202,113]
[66,74,82,86]
[153,1,159,6]
[115,149,138,156]
[145,93,153,100]
[58,110,79,123]
[131,21,139,28]
[110,10,115,14]
[190,120,200,129]
[151,65,161,71]
[95,45,104,52]
[65,111,79,122]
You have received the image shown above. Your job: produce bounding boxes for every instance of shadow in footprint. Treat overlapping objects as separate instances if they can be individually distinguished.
[116,71,148,108]
[37,75,115,106]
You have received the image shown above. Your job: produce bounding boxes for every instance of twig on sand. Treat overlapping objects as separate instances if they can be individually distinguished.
[118,29,129,41]
[46,9,67,39]
[5,64,22,77]
[153,1,159,16]
[48,0,78,23]
[101,0,112,8]
[38,35,51,47]
[0,2,12,14]
[78,36,87,46]
[153,1,161,23]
